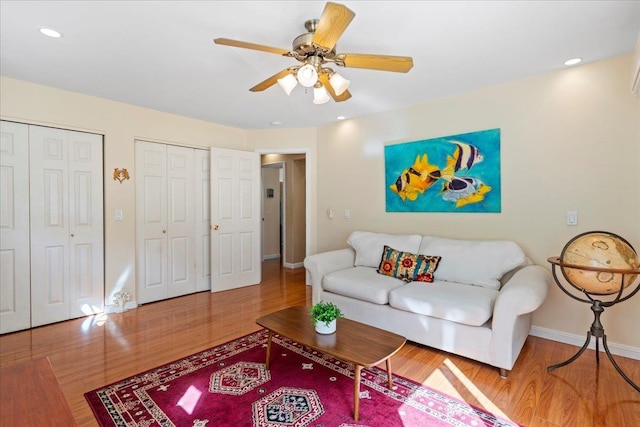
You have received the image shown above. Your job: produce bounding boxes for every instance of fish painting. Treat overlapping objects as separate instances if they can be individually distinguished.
[384,128,501,213]
[441,176,492,208]
[389,154,441,201]
[447,140,484,173]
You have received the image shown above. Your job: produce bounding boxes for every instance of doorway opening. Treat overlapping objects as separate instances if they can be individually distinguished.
[259,151,307,269]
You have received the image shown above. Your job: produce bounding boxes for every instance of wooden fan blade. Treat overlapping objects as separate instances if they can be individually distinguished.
[318,73,351,102]
[312,2,355,51]
[340,53,414,73]
[214,38,290,56]
[249,69,293,92]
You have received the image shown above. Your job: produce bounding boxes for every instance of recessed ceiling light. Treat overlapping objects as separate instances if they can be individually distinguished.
[336,116,346,120]
[270,121,282,126]
[40,28,62,38]
[564,57,582,66]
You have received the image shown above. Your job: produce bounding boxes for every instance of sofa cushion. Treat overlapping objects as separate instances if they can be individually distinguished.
[347,231,422,268]
[418,236,526,290]
[389,281,499,326]
[323,266,405,305]
[377,245,440,282]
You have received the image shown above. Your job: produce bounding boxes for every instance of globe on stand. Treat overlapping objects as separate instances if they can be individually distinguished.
[548,231,640,392]
[560,231,638,295]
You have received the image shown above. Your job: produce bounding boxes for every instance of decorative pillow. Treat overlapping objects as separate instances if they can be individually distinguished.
[377,246,441,283]
[413,255,442,283]
[348,231,422,268]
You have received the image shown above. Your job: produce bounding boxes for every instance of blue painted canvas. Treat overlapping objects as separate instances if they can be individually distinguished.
[385,129,501,213]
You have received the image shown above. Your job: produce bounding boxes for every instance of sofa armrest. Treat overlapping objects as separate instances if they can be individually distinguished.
[490,265,552,369]
[304,248,356,304]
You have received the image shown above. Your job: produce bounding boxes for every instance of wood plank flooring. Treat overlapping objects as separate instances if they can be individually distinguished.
[1,260,638,426]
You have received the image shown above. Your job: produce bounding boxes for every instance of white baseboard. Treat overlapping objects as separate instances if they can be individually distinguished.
[530,326,640,361]
[103,301,138,314]
[263,254,281,260]
[283,261,304,269]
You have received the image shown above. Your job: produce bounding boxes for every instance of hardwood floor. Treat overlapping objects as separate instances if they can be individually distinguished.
[1,259,638,426]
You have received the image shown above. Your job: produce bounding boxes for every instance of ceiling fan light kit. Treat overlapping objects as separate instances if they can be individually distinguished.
[297,63,319,87]
[277,73,298,95]
[329,71,350,96]
[313,83,331,104]
[214,2,413,104]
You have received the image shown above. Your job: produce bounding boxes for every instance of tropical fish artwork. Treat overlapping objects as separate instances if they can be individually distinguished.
[389,154,441,201]
[385,129,501,213]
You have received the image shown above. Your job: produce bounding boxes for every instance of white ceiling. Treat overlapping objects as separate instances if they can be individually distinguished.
[1,1,639,130]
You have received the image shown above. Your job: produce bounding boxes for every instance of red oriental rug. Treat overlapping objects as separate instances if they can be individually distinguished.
[85,329,519,427]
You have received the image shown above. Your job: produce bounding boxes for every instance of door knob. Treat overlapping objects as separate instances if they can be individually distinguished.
[70,233,74,237]
[163,230,166,234]
[212,224,220,230]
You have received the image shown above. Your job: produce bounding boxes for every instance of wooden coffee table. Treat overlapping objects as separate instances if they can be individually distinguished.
[256,306,406,421]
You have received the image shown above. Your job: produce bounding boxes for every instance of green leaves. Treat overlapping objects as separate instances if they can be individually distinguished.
[310,301,344,326]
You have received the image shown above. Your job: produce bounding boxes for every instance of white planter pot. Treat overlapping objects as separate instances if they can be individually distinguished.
[315,319,337,334]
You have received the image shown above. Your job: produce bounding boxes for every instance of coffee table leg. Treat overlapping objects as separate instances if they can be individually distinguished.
[265,330,273,370]
[386,358,393,389]
[353,364,362,421]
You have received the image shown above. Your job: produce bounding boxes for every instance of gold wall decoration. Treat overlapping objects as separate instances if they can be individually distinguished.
[113,168,130,183]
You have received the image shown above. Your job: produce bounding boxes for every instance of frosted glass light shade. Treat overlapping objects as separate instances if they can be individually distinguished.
[277,73,297,95]
[329,72,350,96]
[297,64,318,87]
[313,85,330,104]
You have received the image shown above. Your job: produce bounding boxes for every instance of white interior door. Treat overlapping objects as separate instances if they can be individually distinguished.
[195,149,211,291]
[30,126,71,326]
[166,145,195,298]
[135,141,168,303]
[261,166,281,260]
[67,130,104,317]
[210,147,261,292]
[0,121,31,333]
[30,126,103,327]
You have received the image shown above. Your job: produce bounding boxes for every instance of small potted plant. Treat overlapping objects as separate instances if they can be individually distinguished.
[310,301,343,334]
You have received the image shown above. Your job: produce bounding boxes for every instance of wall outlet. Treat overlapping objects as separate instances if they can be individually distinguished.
[343,208,350,219]
[327,208,334,219]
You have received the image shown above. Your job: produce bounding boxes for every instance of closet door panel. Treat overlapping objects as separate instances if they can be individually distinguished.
[30,127,70,327]
[195,149,211,291]
[68,131,103,317]
[166,145,195,298]
[0,121,31,333]
[135,141,168,304]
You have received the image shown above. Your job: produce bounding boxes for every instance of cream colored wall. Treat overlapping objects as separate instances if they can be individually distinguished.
[0,76,248,303]
[312,55,640,349]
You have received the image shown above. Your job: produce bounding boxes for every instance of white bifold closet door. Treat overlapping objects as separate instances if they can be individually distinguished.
[0,121,104,332]
[136,141,210,304]
[29,125,104,327]
[0,122,31,333]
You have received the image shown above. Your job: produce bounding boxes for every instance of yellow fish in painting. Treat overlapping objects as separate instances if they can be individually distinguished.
[441,176,492,208]
[390,154,442,201]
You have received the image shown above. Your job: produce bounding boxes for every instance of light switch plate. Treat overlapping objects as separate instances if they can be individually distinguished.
[115,209,123,221]
[566,211,578,226]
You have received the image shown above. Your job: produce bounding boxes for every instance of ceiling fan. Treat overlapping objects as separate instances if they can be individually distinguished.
[214,2,414,104]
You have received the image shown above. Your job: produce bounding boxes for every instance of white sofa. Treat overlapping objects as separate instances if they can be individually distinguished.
[304,231,552,377]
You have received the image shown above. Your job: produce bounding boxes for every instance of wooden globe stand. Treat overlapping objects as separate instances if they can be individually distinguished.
[547,256,640,392]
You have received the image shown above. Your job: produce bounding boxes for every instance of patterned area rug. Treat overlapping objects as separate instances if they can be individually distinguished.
[85,329,519,427]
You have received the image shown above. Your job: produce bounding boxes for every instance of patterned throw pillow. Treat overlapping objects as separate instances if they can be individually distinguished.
[413,255,442,283]
[377,245,441,283]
